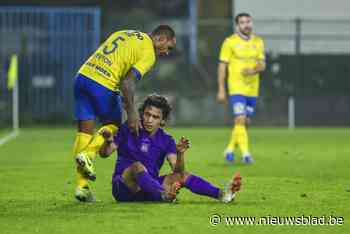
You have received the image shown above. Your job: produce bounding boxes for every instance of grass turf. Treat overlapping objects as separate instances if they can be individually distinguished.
[0,127,349,234]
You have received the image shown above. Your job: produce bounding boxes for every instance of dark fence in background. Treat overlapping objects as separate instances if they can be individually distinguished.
[1,2,349,126]
[0,7,100,125]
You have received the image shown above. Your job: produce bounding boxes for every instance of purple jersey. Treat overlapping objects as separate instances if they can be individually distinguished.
[112,123,177,179]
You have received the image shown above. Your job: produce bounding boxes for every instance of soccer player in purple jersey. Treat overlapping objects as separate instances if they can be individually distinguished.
[99,94,242,202]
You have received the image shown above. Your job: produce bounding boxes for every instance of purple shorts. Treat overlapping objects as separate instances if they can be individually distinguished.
[112,175,166,202]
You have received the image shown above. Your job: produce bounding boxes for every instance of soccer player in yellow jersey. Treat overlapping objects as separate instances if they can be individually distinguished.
[73,25,176,202]
[217,13,265,164]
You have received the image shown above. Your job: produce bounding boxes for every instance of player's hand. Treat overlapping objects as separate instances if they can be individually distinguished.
[101,129,113,140]
[217,90,227,103]
[241,68,256,76]
[162,181,181,202]
[176,137,190,154]
[128,111,142,136]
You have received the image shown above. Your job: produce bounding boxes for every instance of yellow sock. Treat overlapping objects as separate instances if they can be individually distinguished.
[73,132,93,155]
[76,167,89,188]
[73,132,93,189]
[235,124,250,156]
[85,124,118,160]
[225,126,237,152]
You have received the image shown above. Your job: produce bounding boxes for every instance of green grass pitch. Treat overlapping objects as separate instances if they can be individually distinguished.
[0,127,349,234]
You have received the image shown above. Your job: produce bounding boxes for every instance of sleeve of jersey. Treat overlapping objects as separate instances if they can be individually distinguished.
[219,39,232,64]
[165,137,177,155]
[114,123,127,146]
[257,39,266,61]
[131,49,156,81]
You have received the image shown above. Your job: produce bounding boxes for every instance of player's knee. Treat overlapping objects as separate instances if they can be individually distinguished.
[78,120,95,134]
[130,162,147,174]
[235,116,246,125]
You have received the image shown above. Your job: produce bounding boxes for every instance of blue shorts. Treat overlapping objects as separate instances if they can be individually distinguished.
[229,95,258,117]
[112,175,166,202]
[74,74,122,124]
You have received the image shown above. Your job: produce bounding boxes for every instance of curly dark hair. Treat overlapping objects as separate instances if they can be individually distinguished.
[138,94,172,123]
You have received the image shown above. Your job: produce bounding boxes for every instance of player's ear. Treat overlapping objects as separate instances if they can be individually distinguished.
[160,120,166,126]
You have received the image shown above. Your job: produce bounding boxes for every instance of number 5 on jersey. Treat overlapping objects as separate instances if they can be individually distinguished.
[103,36,125,55]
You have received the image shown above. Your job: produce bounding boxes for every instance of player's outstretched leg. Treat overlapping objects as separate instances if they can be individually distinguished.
[162,171,242,203]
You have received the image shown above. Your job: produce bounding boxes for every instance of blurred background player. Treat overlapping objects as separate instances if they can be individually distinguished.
[217,13,266,164]
[73,25,176,202]
[99,94,242,203]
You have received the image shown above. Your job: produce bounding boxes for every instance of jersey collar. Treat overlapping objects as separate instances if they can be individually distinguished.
[236,31,252,41]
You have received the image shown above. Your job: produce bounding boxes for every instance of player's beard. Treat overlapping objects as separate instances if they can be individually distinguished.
[237,27,252,39]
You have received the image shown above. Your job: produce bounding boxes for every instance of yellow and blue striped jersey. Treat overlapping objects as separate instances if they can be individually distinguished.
[78,30,156,92]
[219,34,265,97]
